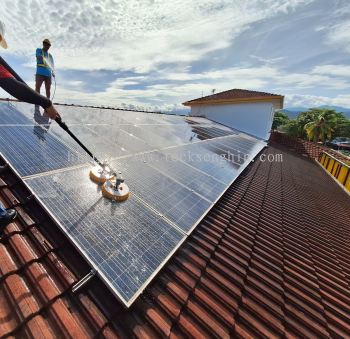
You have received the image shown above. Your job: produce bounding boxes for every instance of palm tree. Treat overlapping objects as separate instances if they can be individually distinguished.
[304,109,338,142]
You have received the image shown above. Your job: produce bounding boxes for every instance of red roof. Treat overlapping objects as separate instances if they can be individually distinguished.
[1,144,350,337]
[183,88,284,106]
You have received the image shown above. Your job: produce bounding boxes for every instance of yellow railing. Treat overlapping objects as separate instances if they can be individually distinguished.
[318,152,350,192]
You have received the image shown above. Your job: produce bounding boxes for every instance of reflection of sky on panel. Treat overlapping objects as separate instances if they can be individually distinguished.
[0,125,86,176]
[0,102,34,124]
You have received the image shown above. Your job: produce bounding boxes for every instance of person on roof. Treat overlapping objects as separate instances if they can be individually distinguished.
[0,20,60,233]
[35,38,55,99]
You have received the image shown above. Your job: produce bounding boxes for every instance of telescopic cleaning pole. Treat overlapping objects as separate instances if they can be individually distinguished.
[0,56,105,167]
[55,117,104,167]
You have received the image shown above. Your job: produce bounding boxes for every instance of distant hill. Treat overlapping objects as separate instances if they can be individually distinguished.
[282,106,350,119]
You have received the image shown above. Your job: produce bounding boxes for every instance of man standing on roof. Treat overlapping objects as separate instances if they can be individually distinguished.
[0,20,60,233]
[35,38,55,99]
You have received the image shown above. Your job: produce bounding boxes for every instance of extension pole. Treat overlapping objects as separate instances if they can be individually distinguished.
[55,117,105,167]
[0,56,104,168]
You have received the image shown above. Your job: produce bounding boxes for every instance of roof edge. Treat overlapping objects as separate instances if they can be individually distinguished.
[183,95,284,106]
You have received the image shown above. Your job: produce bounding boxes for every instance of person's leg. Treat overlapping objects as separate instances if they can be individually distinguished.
[44,76,51,99]
[35,74,44,94]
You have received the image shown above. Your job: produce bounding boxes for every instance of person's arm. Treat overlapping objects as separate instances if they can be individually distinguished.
[0,56,60,119]
[0,77,52,108]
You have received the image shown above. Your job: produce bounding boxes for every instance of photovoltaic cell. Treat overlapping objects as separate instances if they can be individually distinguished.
[0,102,33,125]
[25,166,184,304]
[0,126,86,176]
[87,125,154,155]
[50,124,153,160]
[190,126,236,139]
[140,151,227,202]
[163,142,240,185]
[110,156,212,233]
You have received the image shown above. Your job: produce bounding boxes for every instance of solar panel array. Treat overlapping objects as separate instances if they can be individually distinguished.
[0,101,266,306]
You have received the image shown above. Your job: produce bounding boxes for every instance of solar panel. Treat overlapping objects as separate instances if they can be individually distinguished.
[139,151,227,202]
[0,102,33,125]
[50,124,153,160]
[0,101,266,307]
[55,106,187,126]
[25,166,184,304]
[163,142,240,185]
[0,125,87,176]
[110,156,212,233]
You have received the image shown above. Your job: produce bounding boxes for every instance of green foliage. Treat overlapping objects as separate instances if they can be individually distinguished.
[280,119,300,138]
[279,108,350,141]
[304,109,338,142]
[333,115,350,137]
[272,111,289,130]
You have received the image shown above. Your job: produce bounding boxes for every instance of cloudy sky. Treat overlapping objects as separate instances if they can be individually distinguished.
[1,0,350,112]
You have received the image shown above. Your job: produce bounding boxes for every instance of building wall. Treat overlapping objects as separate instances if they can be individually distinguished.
[271,98,283,111]
[190,102,274,140]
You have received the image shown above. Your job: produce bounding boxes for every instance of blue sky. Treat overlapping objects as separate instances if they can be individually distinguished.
[1,0,350,112]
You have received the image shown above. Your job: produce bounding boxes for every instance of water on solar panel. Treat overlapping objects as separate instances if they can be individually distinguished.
[52,106,131,125]
[0,102,34,125]
[0,125,87,176]
[50,124,152,160]
[87,125,154,155]
[25,166,184,303]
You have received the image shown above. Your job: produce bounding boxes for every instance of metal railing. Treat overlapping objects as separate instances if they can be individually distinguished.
[318,151,350,192]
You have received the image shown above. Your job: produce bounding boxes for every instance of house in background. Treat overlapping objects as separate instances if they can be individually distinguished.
[183,88,284,140]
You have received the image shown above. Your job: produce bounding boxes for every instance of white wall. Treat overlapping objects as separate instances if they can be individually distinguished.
[190,102,274,140]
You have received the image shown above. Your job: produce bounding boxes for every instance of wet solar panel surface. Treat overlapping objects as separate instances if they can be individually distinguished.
[25,166,185,303]
[0,101,266,306]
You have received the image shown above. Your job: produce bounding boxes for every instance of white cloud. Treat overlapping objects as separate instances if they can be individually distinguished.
[0,0,313,72]
[326,21,350,53]
[285,94,350,108]
[323,2,350,53]
[44,62,350,111]
[312,64,350,78]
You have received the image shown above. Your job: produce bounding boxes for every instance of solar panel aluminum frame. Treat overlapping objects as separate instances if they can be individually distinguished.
[0,152,187,307]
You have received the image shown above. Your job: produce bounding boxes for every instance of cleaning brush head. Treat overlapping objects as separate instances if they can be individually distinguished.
[89,164,115,184]
[102,178,130,202]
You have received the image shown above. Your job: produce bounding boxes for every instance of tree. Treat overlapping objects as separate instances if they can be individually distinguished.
[304,109,339,142]
[281,119,300,138]
[333,113,350,137]
[280,108,350,141]
[272,111,289,130]
[281,110,317,139]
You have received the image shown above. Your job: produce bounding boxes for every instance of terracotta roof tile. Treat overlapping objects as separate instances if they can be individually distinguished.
[1,143,350,337]
[183,88,284,105]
